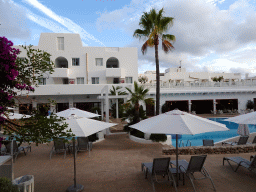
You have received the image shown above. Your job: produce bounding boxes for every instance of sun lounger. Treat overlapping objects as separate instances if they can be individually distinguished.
[170,155,216,192]
[222,136,249,146]
[141,157,177,192]
[203,139,214,146]
[3,141,31,163]
[223,156,256,172]
[248,136,256,144]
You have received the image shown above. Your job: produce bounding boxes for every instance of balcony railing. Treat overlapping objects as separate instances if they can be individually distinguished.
[51,68,69,78]
[142,81,256,89]
[106,68,125,78]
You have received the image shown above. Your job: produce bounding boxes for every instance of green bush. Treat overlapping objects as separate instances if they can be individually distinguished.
[161,102,169,113]
[246,100,254,109]
[130,128,145,139]
[88,133,98,142]
[123,124,131,132]
[150,134,167,142]
[0,177,19,192]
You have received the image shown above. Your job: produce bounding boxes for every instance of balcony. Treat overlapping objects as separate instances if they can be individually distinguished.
[106,68,125,78]
[51,68,69,78]
[25,84,132,96]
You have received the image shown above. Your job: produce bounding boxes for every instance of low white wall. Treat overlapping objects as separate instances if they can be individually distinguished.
[129,133,154,144]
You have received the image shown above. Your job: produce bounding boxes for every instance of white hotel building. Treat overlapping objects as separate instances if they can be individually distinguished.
[13,33,256,118]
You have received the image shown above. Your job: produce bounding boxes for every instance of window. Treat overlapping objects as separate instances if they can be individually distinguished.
[57,37,64,50]
[95,58,103,66]
[38,78,46,85]
[125,77,133,84]
[77,77,84,84]
[72,58,80,66]
[92,77,99,84]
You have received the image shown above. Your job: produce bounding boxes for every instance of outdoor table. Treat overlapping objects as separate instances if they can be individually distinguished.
[0,155,13,180]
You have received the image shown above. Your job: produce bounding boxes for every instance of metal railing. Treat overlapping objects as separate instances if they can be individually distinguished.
[143,81,256,89]
[178,140,192,147]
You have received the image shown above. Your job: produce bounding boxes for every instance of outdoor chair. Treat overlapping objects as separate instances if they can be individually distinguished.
[223,155,256,173]
[203,139,214,146]
[74,137,92,157]
[250,155,256,161]
[50,138,67,160]
[248,136,256,144]
[170,155,216,192]
[222,136,249,146]
[141,157,178,192]
[3,140,31,163]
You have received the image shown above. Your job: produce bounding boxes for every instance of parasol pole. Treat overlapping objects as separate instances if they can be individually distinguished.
[66,137,84,192]
[176,134,179,186]
[73,138,76,188]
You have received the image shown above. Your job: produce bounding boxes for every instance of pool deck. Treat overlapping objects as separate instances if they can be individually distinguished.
[6,114,256,191]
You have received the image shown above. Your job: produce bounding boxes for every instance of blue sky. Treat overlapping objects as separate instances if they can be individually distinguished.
[1,0,256,76]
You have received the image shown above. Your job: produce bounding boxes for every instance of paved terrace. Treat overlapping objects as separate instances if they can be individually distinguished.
[13,131,256,192]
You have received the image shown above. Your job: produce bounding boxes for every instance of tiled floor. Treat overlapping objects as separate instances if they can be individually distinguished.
[11,132,256,192]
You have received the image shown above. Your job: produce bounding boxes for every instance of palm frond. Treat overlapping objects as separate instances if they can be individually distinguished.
[162,34,176,42]
[160,17,174,32]
[133,29,148,39]
[125,87,133,95]
[141,39,154,55]
[162,40,174,53]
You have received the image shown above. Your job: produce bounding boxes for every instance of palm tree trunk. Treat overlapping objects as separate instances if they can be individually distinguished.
[134,102,140,123]
[154,35,160,115]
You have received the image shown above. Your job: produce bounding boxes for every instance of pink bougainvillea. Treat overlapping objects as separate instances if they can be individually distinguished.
[0,36,34,124]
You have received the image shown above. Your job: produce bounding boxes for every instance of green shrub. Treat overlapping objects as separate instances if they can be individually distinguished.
[150,134,167,142]
[0,177,19,192]
[123,124,131,132]
[88,133,98,142]
[130,129,145,139]
[161,102,169,113]
[246,100,254,109]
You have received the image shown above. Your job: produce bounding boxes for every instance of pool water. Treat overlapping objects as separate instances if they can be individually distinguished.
[171,118,256,147]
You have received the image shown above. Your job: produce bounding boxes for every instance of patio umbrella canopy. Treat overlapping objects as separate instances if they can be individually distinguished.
[55,107,100,119]
[64,115,116,137]
[130,109,228,135]
[2,112,31,119]
[130,109,229,185]
[224,111,256,124]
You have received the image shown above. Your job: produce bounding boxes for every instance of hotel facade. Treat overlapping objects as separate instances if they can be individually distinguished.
[13,33,256,118]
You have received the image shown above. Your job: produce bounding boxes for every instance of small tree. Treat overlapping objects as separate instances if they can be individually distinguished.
[212,76,224,82]
[0,37,74,145]
[246,100,254,110]
[138,76,148,84]
[125,81,153,123]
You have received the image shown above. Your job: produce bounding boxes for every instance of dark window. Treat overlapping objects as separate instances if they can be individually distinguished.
[72,58,80,66]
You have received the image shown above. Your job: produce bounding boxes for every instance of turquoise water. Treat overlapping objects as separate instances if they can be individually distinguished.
[171,118,256,147]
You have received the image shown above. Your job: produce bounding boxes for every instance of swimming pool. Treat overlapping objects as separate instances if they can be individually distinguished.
[171,118,256,147]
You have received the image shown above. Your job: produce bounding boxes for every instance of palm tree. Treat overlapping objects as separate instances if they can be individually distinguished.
[133,8,175,115]
[125,81,154,123]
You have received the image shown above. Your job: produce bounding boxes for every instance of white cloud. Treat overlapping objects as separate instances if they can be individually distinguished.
[23,0,105,46]
[0,0,30,39]
[27,11,70,33]
[96,0,256,76]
